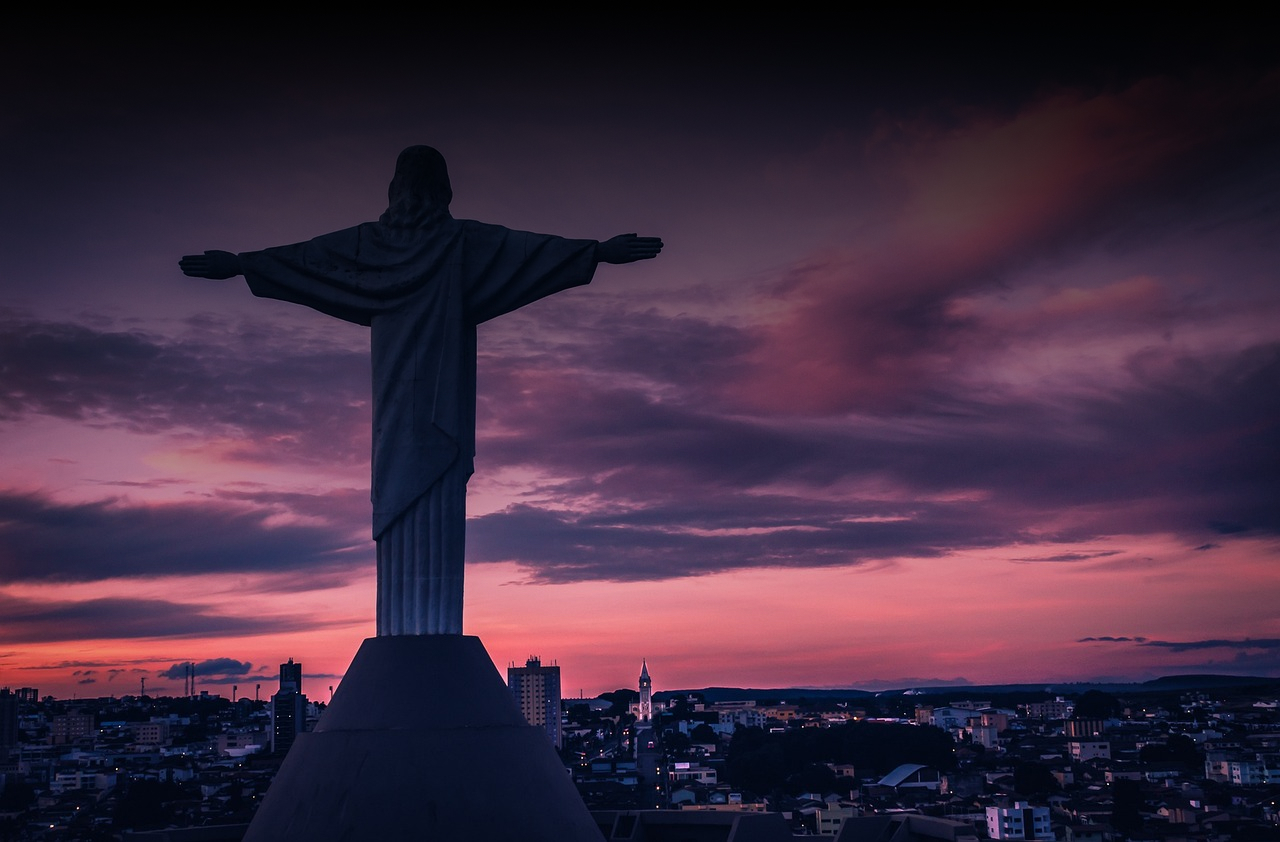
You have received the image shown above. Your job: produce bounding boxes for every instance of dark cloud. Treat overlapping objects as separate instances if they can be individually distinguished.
[1078,636,1149,643]
[1139,638,1280,652]
[0,490,366,584]
[213,487,369,528]
[487,303,754,402]
[0,593,319,643]
[1121,639,1280,676]
[1077,637,1280,670]
[7,307,1273,589]
[1015,551,1123,563]
[729,258,984,415]
[158,658,255,679]
[93,478,193,489]
[232,675,286,685]
[464,321,1280,581]
[0,312,369,468]
[1210,521,1250,534]
[486,290,1278,492]
[15,659,160,670]
[468,498,1001,583]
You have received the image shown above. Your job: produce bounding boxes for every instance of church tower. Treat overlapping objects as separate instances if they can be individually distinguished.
[637,660,652,723]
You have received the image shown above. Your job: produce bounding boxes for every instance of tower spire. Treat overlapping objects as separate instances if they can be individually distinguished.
[637,659,652,723]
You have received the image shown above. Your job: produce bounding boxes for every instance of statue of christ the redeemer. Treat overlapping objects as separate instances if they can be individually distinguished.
[180,145,662,635]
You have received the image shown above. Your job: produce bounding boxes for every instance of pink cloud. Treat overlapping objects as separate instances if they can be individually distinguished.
[886,71,1279,260]
[1036,275,1166,319]
[715,71,1280,417]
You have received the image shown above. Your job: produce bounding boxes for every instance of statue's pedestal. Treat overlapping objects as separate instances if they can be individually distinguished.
[243,635,602,841]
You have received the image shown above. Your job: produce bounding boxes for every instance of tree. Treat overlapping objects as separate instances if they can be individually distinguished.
[1139,733,1203,765]
[113,779,189,830]
[1073,690,1120,719]
[725,721,956,796]
[598,689,638,717]
[1110,779,1144,836]
[790,762,838,795]
[0,781,35,811]
[1013,761,1060,796]
[690,723,719,743]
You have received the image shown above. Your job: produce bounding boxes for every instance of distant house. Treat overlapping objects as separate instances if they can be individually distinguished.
[986,801,1053,841]
[669,761,717,785]
[1067,739,1110,762]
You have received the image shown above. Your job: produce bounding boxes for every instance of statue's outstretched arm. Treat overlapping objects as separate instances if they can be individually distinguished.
[597,234,663,265]
[179,250,243,280]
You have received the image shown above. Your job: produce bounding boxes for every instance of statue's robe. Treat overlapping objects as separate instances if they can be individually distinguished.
[239,216,599,634]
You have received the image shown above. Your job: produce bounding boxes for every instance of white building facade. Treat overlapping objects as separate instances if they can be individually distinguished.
[986,802,1052,840]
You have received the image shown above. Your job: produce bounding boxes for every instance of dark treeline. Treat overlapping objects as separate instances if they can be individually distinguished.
[724,722,955,795]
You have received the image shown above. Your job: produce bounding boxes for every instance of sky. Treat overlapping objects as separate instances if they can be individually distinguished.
[2,23,1278,701]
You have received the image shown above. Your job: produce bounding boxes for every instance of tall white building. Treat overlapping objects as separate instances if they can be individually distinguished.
[508,656,562,748]
[986,802,1052,840]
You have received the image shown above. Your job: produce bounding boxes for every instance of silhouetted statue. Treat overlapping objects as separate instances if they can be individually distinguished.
[181,146,662,635]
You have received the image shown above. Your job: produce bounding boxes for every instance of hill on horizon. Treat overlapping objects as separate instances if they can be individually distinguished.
[655,674,1280,704]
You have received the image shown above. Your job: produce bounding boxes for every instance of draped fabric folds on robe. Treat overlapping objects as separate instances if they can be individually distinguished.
[239,216,598,634]
[375,468,466,635]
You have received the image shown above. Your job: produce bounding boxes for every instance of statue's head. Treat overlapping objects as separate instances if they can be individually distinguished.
[382,145,452,227]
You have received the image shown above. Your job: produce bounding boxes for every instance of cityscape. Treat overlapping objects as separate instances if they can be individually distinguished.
[3,19,1278,842]
[3,659,1280,839]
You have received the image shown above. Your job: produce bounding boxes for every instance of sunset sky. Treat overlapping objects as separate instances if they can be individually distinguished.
[2,24,1277,701]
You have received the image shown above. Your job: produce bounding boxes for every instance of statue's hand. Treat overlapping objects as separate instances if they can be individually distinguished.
[597,234,663,265]
[179,250,242,280]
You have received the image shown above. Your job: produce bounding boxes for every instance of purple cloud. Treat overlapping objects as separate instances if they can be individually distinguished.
[0,593,318,643]
[1139,638,1280,652]
[158,658,254,679]
[0,491,367,584]
[0,312,369,468]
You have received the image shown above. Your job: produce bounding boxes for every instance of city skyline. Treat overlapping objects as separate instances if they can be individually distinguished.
[2,25,1277,699]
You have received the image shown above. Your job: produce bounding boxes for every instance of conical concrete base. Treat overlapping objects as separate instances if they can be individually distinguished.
[243,635,602,841]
